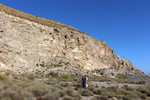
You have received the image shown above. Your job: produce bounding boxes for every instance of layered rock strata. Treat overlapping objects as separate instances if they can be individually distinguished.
[0,11,143,76]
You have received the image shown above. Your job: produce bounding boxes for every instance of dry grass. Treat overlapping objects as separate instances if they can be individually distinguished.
[0,72,149,100]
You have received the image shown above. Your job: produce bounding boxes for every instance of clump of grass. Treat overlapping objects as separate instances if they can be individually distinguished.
[106,86,118,92]
[136,87,150,97]
[91,95,101,100]
[79,89,93,96]
[122,85,134,91]
[93,88,102,95]
[114,88,149,100]
[0,74,8,80]
[42,93,56,100]
[64,89,82,99]
[25,81,58,97]
[59,74,70,79]
[21,73,27,77]
[74,83,82,90]
[87,85,95,92]
[27,86,48,97]
[138,80,146,84]
[91,95,109,100]
[117,74,127,79]
[21,73,35,80]
[63,96,73,100]
[49,71,59,77]
[55,90,66,98]
[0,89,35,100]
[60,82,69,87]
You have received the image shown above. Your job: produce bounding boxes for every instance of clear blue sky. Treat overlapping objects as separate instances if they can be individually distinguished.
[0,0,149,73]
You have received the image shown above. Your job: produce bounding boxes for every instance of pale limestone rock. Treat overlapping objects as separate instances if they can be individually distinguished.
[0,11,143,75]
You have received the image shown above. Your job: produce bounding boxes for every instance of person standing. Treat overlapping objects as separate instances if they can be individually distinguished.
[85,75,88,87]
[82,75,87,89]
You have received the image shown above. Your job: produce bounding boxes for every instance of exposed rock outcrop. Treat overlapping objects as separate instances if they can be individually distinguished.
[0,7,143,76]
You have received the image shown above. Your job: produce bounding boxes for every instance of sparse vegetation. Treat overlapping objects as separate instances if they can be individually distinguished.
[0,72,149,100]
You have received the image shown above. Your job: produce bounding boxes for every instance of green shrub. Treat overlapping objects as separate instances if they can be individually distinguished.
[59,74,70,79]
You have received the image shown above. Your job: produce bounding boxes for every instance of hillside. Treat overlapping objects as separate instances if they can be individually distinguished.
[0,3,150,100]
[0,4,143,77]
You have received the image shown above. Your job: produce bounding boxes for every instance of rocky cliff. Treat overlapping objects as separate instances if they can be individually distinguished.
[0,4,143,76]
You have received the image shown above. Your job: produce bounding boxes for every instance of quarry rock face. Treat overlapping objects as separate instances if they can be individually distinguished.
[0,11,143,76]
